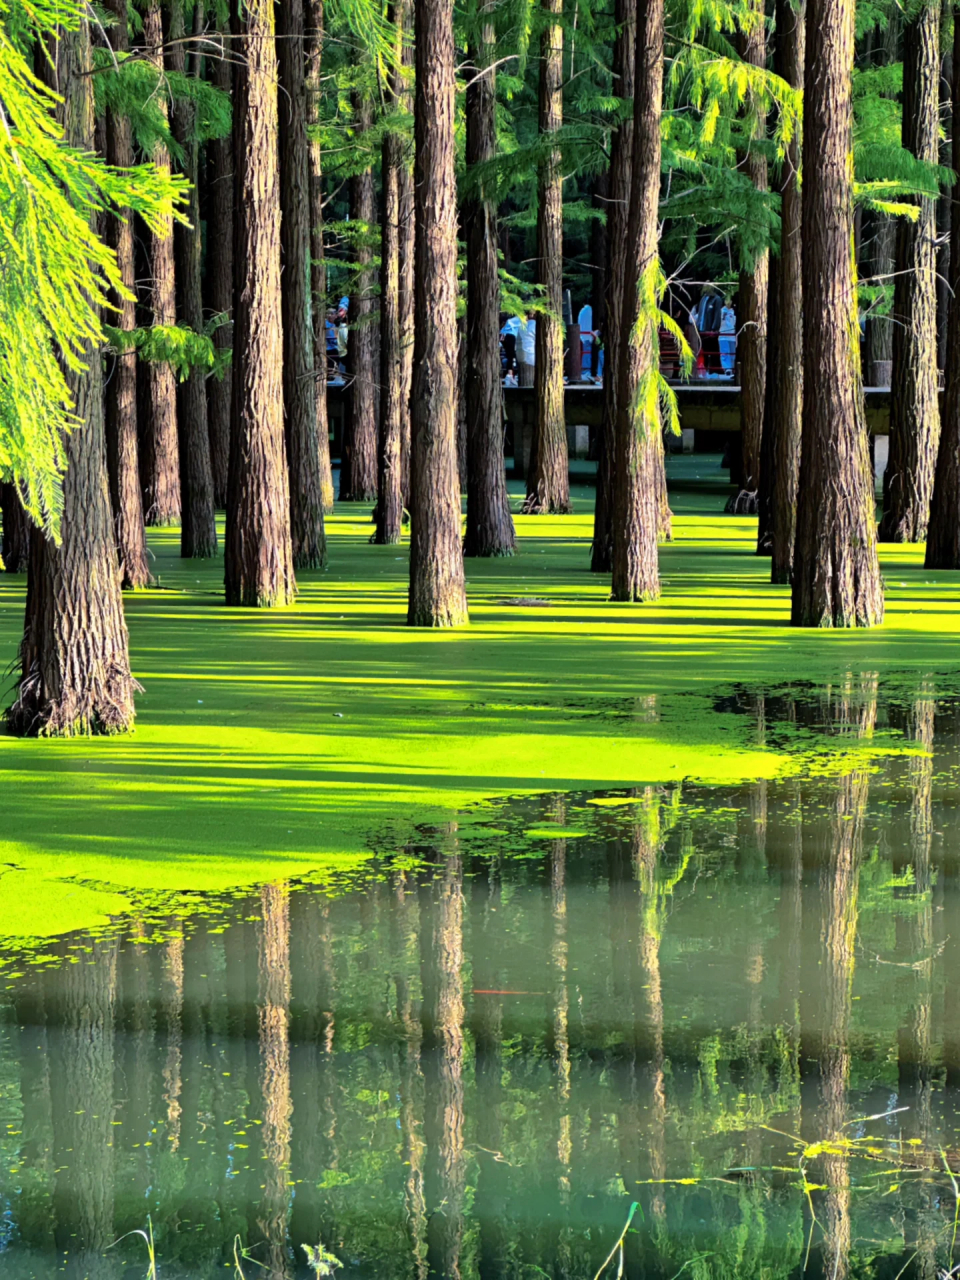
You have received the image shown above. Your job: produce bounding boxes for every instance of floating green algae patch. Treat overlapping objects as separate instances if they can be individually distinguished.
[0,459,955,935]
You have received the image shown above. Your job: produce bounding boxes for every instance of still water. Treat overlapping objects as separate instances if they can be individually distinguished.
[4,679,960,1279]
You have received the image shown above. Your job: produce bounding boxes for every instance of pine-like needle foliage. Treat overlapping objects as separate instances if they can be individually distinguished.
[0,0,186,537]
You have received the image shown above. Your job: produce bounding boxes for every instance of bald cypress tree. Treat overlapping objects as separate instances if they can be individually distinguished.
[206,37,235,511]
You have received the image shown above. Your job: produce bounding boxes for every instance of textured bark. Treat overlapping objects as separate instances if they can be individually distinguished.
[206,44,234,510]
[8,18,137,736]
[791,0,883,627]
[880,0,941,542]
[258,884,292,1280]
[864,212,895,373]
[376,2,410,546]
[463,18,516,557]
[278,0,327,569]
[1,484,28,573]
[767,0,804,583]
[523,0,570,513]
[407,0,469,626]
[225,0,297,607]
[169,0,218,559]
[103,0,150,587]
[737,0,768,498]
[341,97,379,502]
[610,0,663,602]
[591,0,635,573]
[306,0,335,514]
[926,5,960,568]
[139,0,181,527]
[399,157,415,509]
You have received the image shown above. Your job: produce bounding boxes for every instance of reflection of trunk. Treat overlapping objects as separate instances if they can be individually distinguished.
[259,884,292,1280]
[634,791,666,1220]
[116,923,155,1208]
[523,0,570,514]
[342,98,378,503]
[549,832,572,1197]
[393,871,428,1278]
[103,0,149,586]
[12,979,55,1251]
[206,41,234,510]
[140,0,181,528]
[1,484,29,573]
[463,15,516,557]
[50,936,119,1278]
[419,844,465,1279]
[306,0,335,513]
[590,0,634,573]
[471,862,506,1280]
[159,927,184,1152]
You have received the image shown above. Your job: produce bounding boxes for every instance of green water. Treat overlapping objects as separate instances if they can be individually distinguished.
[2,679,960,1279]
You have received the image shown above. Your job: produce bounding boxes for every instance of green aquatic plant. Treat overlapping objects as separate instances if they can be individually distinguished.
[303,1241,343,1277]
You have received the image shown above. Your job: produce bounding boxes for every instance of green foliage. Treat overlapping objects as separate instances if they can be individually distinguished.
[103,319,230,381]
[0,0,186,538]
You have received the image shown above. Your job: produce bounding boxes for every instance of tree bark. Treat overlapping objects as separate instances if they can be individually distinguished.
[767,0,804,583]
[926,4,960,567]
[139,0,181,527]
[591,0,635,573]
[880,0,941,542]
[169,0,218,559]
[376,1,411,545]
[8,17,137,736]
[103,0,150,587]
[225,0,297,607]
[407,0,469,626]
[523,0,570,513]
[306,0,335,514]
[737,0,768,500]
[278,0,328,569]
[610,0,663,602]
[463,15,516,557]
[399,151,415,509]
[341,97,379,502]
[206,41,234,510]
[791,0,883,627]
[1,484,28,573]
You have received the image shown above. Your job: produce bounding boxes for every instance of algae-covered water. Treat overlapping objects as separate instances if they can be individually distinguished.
[2,678,960,1279]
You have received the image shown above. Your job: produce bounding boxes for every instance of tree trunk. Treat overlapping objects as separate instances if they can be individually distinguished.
[737,0,768,500]
[376,1,410,546]
[306,0,335,514]
[407,0,469,627]
[206,41,234,510]
[610,0,664,602]
[791,0,883,627]
[103,0,150,587]
[277,0,328,569]
[169,0,218,559]
[523,0,570,513]
[8,17,137,736]
[591,0,635,573]
[139,0,181,527]
[399,152,415,509]
[1,484,28,573]
[863,212,895,376]
[225,0,297,607]
[926,5,960,567]
[767,0,804,583]
[463,16,516,557]
[341,97,379,502]
[879,0,941,542]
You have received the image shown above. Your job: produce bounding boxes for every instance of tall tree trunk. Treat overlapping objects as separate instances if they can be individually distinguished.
[8,17,137,736]
[341,97,378,502]
[206,40,234,510]
[169,0,218,559]
[278,0,327,569]
[139,0,181,527]
[463,14,516,557]
[103,0,150,587]
[880,0,941,542]
[737,0,768,501]
[610,0,664,602]
[791,0,883,626]
[407,0,469,626]
[1,484,28,573]
[591,0,635,573]
[767,0,804,582]
[376,1,410,546]
[863,212,895,377]
[306,0,335,514]
[399,152,415,509]
[926,5,960,567]
[523,0,570,513]
[225,0,297,607]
